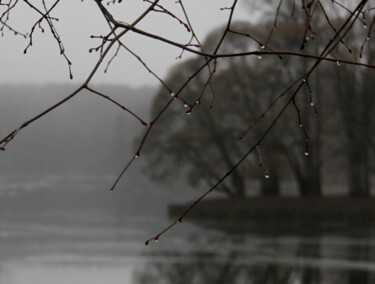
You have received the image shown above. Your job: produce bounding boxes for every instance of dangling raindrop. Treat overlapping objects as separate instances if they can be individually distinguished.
[305,142,309,156]
[310,102,314,106]
[366,37,370,41]
[184,104,189,108]
[134,154,139,159]
[302,78,306,83]
[170,92,176,98]
[186,109,192,115]
[264,172,270,179]
[258,55,262,60]
[336,61,341,66]
[299,123,303,128]
[364,23,368,29]
[154,236,159,243]
[260,45,265,50]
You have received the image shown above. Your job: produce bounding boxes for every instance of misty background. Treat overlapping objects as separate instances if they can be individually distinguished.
[1,1,375,284]
[0,84,152,176]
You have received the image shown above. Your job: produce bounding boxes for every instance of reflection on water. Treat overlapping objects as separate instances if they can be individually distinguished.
[1,177,375,284]
[135,237,375,284]
[1,260,134,284]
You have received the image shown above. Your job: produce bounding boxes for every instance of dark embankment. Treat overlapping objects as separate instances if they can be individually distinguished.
[169,197,375,236]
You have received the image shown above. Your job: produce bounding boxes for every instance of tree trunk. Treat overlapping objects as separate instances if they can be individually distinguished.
[348,140,369,198]
[230,169,246,197]
[260,164,280,196]
[299,174,321,197]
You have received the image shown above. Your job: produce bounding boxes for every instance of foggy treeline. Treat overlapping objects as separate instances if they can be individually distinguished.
[143,14,375,198]
[1,4,374,200]
[0,84,152,177]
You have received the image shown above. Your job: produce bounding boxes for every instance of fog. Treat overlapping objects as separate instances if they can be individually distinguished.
[1,1,375,283]
[0,0,251,87]
[0,84,153,176]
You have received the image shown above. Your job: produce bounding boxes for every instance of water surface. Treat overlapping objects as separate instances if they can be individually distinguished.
[1,176,375,284]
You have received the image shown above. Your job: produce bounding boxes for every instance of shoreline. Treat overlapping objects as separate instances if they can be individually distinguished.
[168,197,375,235]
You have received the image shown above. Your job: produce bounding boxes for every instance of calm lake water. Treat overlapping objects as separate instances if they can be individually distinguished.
[1,175,375,284]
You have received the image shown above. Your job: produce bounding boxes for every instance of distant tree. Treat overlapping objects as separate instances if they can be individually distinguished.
[324,28,375,197]
[143,19,330,198]
[1,0,374,242]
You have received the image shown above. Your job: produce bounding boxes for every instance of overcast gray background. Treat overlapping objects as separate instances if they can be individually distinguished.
[1,0,251,87]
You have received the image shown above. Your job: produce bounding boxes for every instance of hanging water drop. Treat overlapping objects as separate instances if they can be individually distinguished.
[154,236,159,243]
[170,92,175,97]
[366,37,370,41]
[134,154,139,159]
[310,102,314,106]
[264,172,270,179]
[302,78,306,83]
[336,61,341,66]
[364,23,368,29]
[186,109,192,115]
[258,55,262,60]
[184,104,189,108]
[305,142,309,156]
[260,45,265,50]
[299,123,303,128]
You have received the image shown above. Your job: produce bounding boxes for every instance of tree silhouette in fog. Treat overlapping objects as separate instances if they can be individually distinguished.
[143,19,331,198]
[0,0,374,242]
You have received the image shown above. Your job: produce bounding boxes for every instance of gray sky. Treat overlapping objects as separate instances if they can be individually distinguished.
[1,0,251,88]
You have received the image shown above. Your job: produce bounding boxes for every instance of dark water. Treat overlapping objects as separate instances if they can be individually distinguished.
[1,176,375,284]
